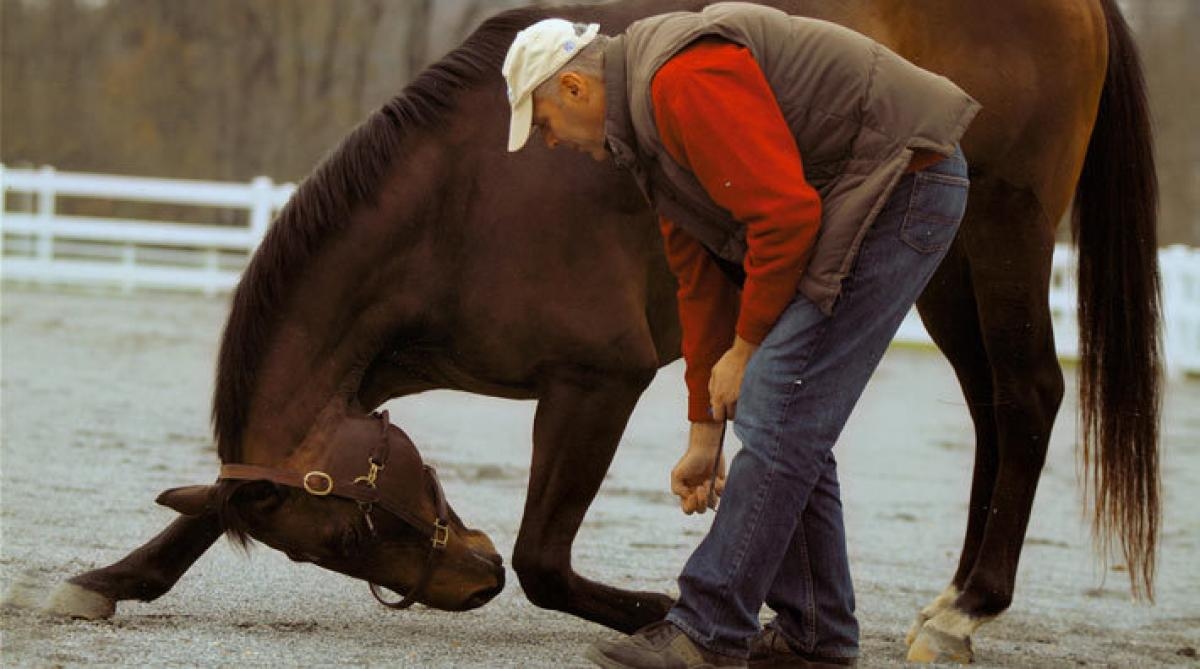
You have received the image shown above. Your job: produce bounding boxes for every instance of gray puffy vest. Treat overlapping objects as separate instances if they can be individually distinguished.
[602,2,980,313]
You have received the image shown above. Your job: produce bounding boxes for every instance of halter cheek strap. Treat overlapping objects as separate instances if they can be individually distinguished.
[369,466,450,610]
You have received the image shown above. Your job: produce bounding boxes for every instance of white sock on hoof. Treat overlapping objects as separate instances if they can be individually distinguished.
[41,582,115,620]
[906,584,960,646]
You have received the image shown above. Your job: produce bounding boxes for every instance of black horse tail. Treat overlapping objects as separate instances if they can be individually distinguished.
[1072,0,1162,601]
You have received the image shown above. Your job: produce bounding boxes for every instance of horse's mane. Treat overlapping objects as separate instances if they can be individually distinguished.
[212,8,543,464]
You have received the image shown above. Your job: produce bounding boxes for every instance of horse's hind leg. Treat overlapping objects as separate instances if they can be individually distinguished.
[512,364,674,633]
[902,235,999,649]
[906,177,1064,663]
[45,512,222,619]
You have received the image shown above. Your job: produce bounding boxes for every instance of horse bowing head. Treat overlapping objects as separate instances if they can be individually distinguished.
[176,412,504,612]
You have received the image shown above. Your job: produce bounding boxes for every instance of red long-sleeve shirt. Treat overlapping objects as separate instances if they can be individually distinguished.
[652,39,823,422]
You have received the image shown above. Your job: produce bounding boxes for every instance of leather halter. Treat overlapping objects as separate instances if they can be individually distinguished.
[217,411,450,610]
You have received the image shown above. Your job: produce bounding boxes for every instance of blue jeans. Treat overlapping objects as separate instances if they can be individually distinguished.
[666,146,970,659]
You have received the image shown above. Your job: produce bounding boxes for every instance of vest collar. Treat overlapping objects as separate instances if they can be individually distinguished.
[602,35,640,170]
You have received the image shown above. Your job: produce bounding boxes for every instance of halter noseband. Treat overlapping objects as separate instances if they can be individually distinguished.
[217,410,450,610]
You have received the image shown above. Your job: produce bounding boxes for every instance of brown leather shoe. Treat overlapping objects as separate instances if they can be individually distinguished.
[586,620,747,668]
[747,627,857,668]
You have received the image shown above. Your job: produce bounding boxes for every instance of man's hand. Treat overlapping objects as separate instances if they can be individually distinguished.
[671,422,727,514]
[708,336,759,421]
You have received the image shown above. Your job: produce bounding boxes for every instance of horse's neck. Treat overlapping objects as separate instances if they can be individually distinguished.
[239,320,371,464]
[238,210,434,465]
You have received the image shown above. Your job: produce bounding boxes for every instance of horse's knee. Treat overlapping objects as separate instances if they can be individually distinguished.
[1025,353,1065,420]
[990,344,1063,458]
[512,551,571,610]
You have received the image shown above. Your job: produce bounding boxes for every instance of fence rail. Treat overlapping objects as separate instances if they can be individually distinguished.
[3,165,1199,376]
[1,165,293,296]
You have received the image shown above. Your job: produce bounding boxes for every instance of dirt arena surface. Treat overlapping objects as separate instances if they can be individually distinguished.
[1,285,1197,667]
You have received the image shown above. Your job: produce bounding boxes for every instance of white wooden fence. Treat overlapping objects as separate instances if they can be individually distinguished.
[0,165,294,296]
[3,165,1199,376]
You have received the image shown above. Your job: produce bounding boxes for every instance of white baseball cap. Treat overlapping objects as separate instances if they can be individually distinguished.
[502,19,601,152]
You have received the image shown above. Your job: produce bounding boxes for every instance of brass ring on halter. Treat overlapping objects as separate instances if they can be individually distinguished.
[432,519,450,549]
[302,471,334,496]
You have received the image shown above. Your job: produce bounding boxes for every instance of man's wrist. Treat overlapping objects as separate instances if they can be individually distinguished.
[688,421,724,452]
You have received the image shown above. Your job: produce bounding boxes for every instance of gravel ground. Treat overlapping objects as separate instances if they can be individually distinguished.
[1,285,1197,667]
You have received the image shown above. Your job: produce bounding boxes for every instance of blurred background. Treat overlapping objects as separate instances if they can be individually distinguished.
[2,0,1197,245]
[2,0,540,225]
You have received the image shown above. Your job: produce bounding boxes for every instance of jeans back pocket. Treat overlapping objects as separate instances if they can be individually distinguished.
[899,171,969,254]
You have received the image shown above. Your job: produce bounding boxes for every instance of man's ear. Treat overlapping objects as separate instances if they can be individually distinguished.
[156,485,216,516]
[560,72,586,100]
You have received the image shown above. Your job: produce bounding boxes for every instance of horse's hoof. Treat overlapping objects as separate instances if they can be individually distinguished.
[907,585,960,647]
[905,611,928,647]
[41,582,115,620]
[907,624,974,664]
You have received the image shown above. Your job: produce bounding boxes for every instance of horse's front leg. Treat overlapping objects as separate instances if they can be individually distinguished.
[512,364,674,633]
[45,512,222,619]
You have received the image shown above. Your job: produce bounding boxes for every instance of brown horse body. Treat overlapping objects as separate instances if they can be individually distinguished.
[51,0,1159,663]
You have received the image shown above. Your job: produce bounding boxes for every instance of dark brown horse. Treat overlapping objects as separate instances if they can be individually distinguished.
[46,0,1160,663]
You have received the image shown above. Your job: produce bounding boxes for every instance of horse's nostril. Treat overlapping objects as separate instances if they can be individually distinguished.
[487,553,503,567]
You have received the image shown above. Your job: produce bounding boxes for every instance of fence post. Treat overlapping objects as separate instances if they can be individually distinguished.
[36,166,57,280]
[121,244,136,294]
[249,176,274,252]
[1160,244,1200,379]
[204,248,220,297]
[0,163,7,260]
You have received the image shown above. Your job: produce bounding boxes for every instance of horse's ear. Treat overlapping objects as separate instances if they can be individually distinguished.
[156,485,215,516]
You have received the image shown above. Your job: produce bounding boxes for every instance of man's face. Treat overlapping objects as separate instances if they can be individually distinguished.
[531,71,608,161]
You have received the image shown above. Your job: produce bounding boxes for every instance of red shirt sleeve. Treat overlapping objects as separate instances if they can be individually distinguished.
[652,40,822,345]
[658,215,739,422]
